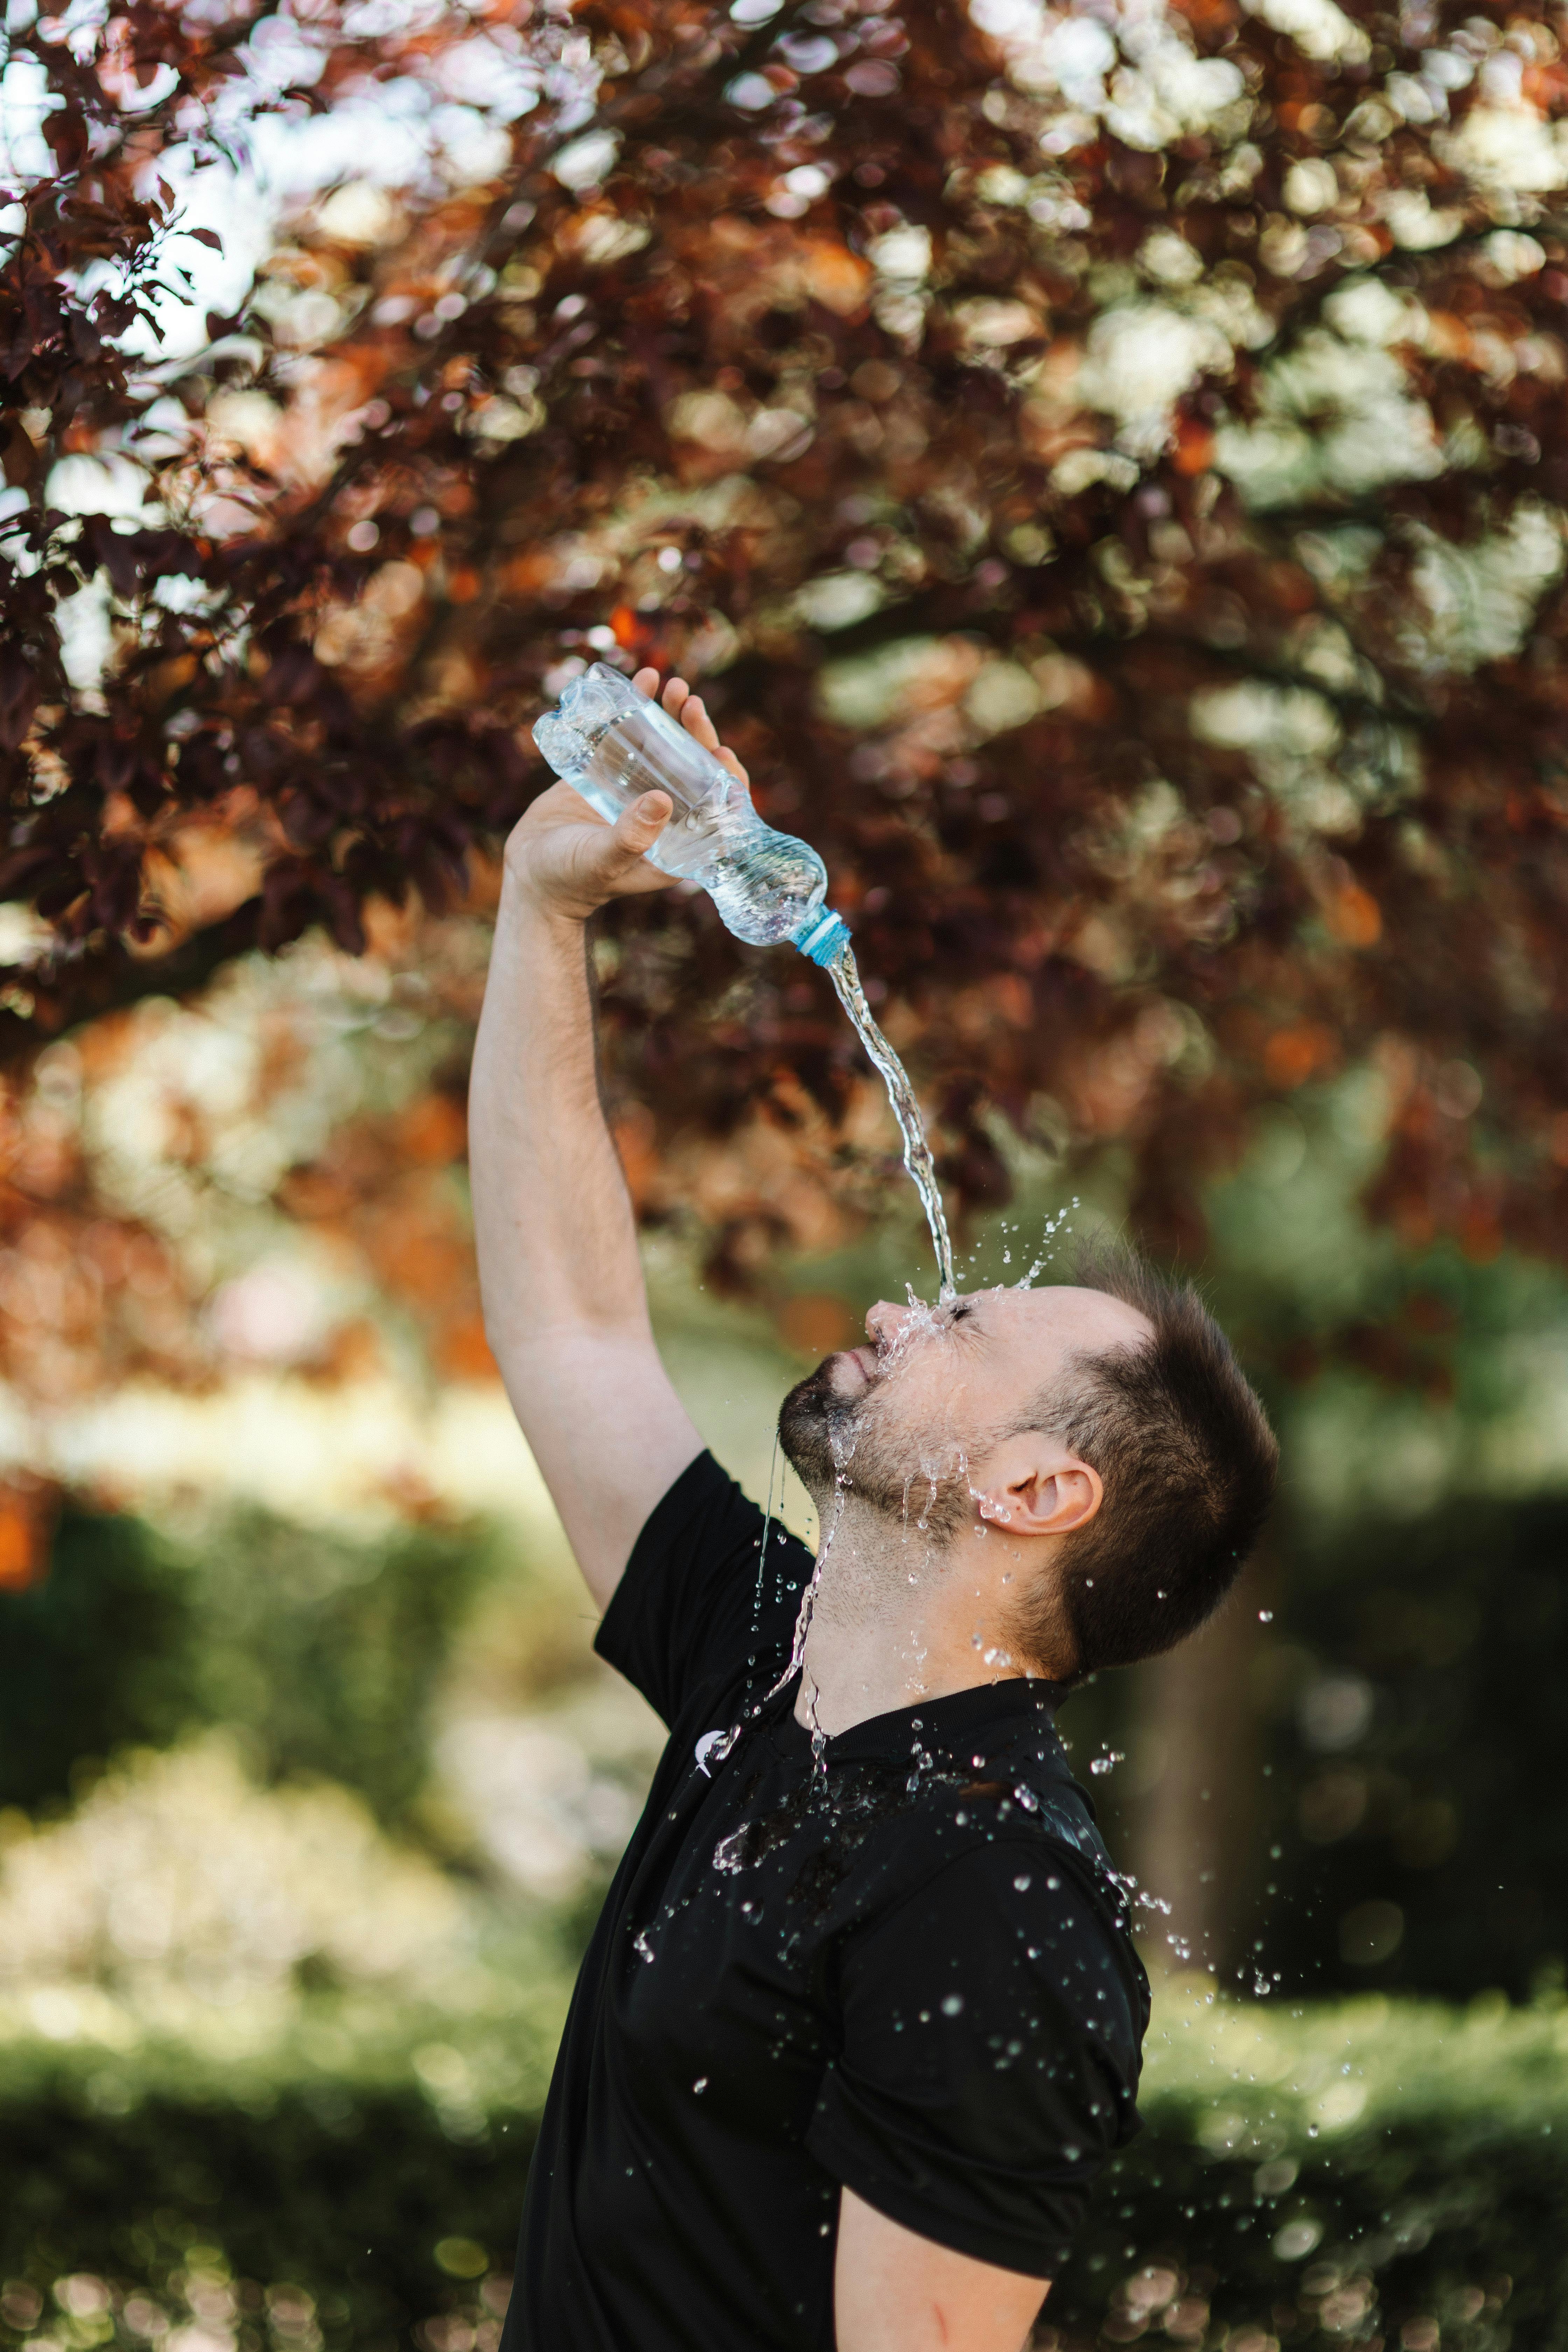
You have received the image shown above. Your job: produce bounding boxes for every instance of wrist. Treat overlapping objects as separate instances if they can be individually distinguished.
[500,852,600,930]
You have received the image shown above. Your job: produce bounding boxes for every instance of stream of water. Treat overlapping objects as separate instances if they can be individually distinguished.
[826,940,955,1300]
[693,928,957,1798]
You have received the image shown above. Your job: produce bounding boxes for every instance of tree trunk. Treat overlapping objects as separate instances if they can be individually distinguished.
[1127,1549,1269,1982]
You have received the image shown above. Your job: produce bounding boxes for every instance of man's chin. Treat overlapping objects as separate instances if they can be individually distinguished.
[777,1363,851,1493]
[779,1364,831,1431]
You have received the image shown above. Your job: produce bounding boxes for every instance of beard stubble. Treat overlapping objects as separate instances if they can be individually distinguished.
[777,1354,973,1544]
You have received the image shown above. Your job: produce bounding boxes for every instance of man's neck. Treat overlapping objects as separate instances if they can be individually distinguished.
[792,1492,1040,1738]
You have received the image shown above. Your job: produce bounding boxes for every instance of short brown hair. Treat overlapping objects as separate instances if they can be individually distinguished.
[1011,1241,1278,1680]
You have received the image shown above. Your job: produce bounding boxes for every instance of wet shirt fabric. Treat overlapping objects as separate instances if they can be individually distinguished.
[502,1452,1150,2352]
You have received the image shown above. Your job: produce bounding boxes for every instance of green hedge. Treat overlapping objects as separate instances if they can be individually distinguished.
[0,1506,490,1827]
[2,1988,1564,2349]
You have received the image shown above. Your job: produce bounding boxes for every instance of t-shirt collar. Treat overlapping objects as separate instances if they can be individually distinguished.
[763,1668,1066,1765]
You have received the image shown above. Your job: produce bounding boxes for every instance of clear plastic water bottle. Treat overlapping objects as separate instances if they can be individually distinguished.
[532,663,851,966]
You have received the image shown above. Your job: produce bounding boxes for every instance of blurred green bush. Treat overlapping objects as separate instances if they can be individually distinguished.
[0,1505,491,1828]
[0,1989,1561,2350]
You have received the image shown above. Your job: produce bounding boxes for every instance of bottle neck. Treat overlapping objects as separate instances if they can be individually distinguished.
[793,909,852,967]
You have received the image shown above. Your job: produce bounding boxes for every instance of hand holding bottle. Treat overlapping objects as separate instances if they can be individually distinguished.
[531,660,849,962]
[506,670,746,924]
[636,669,750,790]
[517,655,947,1288]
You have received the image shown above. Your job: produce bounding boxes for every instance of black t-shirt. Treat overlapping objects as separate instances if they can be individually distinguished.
[501,1454,1149,2352]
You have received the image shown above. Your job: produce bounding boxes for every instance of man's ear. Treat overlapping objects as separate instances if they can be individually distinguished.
[971,1435,1104,1539]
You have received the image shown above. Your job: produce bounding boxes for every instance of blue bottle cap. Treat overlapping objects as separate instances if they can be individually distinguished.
[793,908,852,967]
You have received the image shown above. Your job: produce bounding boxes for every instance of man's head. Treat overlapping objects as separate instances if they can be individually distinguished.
[778,1241,1278,1681]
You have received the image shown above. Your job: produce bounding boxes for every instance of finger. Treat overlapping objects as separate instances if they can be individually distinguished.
[632,666,660,700]
[661,676,691,716]
[715,748,750,787]
[679,694,722,753]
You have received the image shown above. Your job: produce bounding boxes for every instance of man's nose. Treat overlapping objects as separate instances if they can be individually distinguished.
[865,1300,907,1348]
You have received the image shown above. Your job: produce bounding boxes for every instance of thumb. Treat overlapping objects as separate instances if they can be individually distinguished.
[608,790,672,860]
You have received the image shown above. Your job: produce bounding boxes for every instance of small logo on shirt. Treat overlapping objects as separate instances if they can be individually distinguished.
[695,1730,731,1777]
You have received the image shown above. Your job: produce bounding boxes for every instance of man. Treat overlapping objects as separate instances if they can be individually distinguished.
[470,671,1278,2352]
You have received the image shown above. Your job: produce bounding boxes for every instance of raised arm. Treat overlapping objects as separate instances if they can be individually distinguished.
[470,673,732,1609]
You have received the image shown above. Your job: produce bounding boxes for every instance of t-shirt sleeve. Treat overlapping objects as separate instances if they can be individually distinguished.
[593,1450,810,1728]
[806,1838,1143,2278]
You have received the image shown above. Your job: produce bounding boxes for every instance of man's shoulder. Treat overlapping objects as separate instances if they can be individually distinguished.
[832,1743,1114,1916]
[825,1764,1150,2101]
[845,1757,1150,2023]
[903,1768,1129,1916]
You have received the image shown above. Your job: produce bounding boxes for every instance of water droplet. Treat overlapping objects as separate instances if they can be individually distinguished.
[713,1829,748,1875]
[1014,1874,1032,1892]
[941,1993,964,2016]
[693,2077,708,2094]
[1259,1609,1274,1622]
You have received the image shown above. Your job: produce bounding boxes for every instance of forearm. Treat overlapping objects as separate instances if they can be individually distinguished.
[471,877,643,1344]
[470,869,700,1603]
